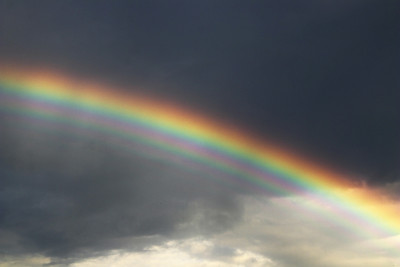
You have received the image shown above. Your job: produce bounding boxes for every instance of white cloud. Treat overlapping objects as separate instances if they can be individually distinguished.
[71,238,275,267]
[0,255,51,267]
[219,195,400,267]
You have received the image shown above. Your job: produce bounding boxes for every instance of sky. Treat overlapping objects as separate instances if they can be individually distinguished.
[0,1,399,266]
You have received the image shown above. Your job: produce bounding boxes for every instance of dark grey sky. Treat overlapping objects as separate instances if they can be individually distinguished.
[1,0,398,180]
[0,1,399,266]
[1,0,399,179]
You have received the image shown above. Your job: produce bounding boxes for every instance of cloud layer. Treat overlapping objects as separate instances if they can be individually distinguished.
[0,116,246,261]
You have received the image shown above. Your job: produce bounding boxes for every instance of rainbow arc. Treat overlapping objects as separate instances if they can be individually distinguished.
[0,68,399,240]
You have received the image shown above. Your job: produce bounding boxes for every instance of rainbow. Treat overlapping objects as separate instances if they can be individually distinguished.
[0,67,399,241]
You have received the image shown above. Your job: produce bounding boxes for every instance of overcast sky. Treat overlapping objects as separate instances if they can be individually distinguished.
[0,1,399,266]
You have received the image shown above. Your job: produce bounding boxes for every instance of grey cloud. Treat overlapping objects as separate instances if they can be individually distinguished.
[0,115,246,262]
[180,195,400,267]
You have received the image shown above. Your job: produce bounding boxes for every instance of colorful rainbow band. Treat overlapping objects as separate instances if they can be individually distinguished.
[0,68,399,241]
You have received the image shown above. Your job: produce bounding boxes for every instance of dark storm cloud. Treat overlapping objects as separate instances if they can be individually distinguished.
[0,115,244,261]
